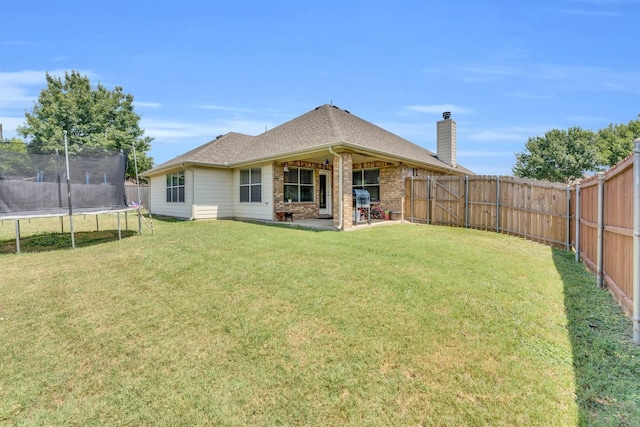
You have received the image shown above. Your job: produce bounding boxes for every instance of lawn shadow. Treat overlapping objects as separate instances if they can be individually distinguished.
[239,219,337,233]
[551,248,640,426]
[0,230,138,254]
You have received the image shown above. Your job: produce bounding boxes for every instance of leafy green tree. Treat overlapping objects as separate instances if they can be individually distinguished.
[513,127,600,183]
[0,138,28,153]
[595,119,640,167]
[0,138,31,179]
[17,70,153,178]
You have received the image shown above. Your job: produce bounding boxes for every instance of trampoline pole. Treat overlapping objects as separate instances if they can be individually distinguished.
[15,220,20,254]
[64,131,76,249]
[132,144,142,235]
[117,212,122,240]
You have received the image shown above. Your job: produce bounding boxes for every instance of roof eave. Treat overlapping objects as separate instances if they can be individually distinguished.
[143,143,469,177]
[229,141,467,175]
[141,160,231,177]
[228,142,348,168]
[339,142,466,175]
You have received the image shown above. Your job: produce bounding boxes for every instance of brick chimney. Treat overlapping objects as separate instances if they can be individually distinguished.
[437,112,456,167]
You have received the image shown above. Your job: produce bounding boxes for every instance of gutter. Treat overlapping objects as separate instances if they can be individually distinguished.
[328,146,343,230]
[231,142,466,175]
[141,160,230,178]
[143,142,467,178]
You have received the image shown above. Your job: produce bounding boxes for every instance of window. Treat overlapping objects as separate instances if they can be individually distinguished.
[352,169,380,202]
[240,167,262,203]
[166,171,185,203]
[284,167,314,202]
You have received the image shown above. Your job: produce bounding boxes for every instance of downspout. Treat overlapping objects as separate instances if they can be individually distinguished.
[192,168,196,220]
[328,146,343,230]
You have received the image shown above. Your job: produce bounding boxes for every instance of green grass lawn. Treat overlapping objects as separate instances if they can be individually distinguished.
[1,218,639,426]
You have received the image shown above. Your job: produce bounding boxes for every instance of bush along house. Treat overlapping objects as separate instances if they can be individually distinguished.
[141,105,472,230]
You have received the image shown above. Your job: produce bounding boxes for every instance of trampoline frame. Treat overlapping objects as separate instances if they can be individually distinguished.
[1,132,146,253]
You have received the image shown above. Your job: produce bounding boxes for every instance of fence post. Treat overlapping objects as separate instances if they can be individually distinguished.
[496,176,501,233]
[427,176,431,225]
[566,186,571,251]
[597,172,605,289]
[410,176,414,223]
[464,176,469,228]
[575,182,581,262]
[633,138,640,344]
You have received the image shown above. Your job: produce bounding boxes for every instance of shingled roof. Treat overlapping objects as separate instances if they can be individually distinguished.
[143,104,472,175]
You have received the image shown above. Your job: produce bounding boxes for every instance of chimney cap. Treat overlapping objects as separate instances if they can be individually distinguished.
[442,112,451,120]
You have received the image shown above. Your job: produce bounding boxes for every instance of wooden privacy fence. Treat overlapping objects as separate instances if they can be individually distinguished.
[125,185,149,208]
[404,175,570,249]
[572,155,635,318]
[404,140,640,343]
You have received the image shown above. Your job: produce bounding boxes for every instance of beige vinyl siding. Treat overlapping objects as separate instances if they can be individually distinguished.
[233,163,274,220]
[191,167,234,219]
[148,171,192,219]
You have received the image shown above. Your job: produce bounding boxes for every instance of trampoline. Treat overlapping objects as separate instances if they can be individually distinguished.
[0,137,145,253]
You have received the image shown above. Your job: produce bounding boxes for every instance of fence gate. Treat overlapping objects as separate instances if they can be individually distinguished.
[432,176,464,227]
[404,175,569,247]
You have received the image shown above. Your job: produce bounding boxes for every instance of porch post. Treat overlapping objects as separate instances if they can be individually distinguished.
[340,152,353,229]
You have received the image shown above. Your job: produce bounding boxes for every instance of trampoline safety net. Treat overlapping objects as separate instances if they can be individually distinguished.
[0,150,128,217]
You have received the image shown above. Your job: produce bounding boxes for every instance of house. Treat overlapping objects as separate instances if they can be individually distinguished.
[141,104,473,229]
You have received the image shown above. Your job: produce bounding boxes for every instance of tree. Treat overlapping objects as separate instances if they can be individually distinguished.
[513,127,600,183]
[0,138,31,179]
[595,119,640,167]
[17,70,153,178]
[0,138,28,153]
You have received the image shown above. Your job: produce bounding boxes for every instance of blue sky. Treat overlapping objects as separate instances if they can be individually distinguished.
[1,0,639,175]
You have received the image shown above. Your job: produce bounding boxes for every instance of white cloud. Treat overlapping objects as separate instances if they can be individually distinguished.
[463,164,514,176]
[565,115,613,125]
[0,69,98,137]
[195,104,257,113]
[405,104,474,115]
[504,91,554,100]
[0,69,97,109]
[458,150,515,157]
[0,116,26,139]
[456,63,640,94]
[140,117,277,142]
[134,101,162,108]
[0,41,32,46]
[140,119,220,140]
[467,126,541,142]
[0,69,83,86]
[559,9,622,16]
